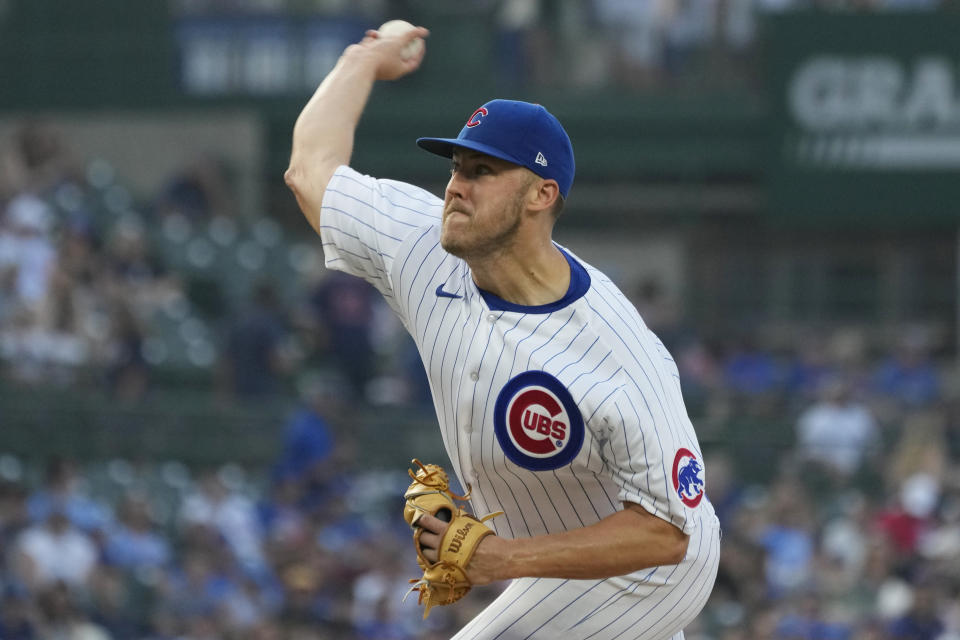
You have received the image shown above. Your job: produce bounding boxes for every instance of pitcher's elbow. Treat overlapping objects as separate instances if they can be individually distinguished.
[284,165,302,192]
[668,533,690,565]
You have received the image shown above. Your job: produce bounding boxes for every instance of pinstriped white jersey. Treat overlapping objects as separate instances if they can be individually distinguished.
[320,166,714,546]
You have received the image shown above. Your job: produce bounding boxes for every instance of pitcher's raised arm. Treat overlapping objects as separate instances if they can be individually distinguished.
[284,23,428,236]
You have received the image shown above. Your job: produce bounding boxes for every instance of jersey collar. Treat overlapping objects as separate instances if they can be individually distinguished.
[476,247,591,314]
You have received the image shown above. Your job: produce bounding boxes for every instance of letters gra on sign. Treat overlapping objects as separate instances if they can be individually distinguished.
[786,56,960,169]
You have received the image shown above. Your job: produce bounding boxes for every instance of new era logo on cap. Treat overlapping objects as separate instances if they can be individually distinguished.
[416,99,576,198]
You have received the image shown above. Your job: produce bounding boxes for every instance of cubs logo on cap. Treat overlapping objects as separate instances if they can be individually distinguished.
[672,448,705,508]
[493,371,584,471]
[416,99,576,198]
[465,107,487,128]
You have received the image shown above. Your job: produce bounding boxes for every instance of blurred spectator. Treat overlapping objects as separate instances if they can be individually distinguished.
[259,477,312,563]
[0,120,73,197]
[722,335,781,397]
[816,494,876,620]
[0,479,30,555]
[874,472,940,559]
[0,592,36,639]
[179,470,266,573]
[104,494,171,571]
[594,0,671,88]
[722,0,760,54]
[153,154,234,221]
[277,533,361,632]
[703,451,745,528]
[827,328,872,392]
[272,373,340,485]
[56,215,100,285]
[8,263,92,386]
[301,271,377,399]
[27,458,113,533]
[772,592,853,640]
[265,387,352,533]
[158,551,234,621]
[494,0,544,90]
[886,582,945,639]
[395,335,433,407]
[277,561,330,631]
[12,508,98,591]
[917,484,960,572]
[795,376,879,485]
[757,482,816,598]
[104,300,150,401]
[632,277,688,353]
[220,576,276,634]
[87,566,146,639]
[103,217,167,295]
[0,194,56,312]
[676,338,723,412]
[219,281,290,398]
[872,329,941,409]
[35,582,111,640]
[350,539,419,639]
[664,0,717,80]
[785,332,837,402]
[887,411,949,491]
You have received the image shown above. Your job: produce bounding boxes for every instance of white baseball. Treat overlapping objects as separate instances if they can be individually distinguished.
[377,19,425,61]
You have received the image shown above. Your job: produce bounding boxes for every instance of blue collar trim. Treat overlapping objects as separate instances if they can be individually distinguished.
[477,248,591,313]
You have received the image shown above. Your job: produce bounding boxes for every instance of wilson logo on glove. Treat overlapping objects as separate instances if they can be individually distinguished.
[447,522,476,553]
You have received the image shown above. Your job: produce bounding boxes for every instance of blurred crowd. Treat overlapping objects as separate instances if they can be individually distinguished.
[0,322,958,639]
[0,119,422,404]
[0,432,467,639]
[0,120,172,397]
[680,335,960,640]
[170,0,960,92]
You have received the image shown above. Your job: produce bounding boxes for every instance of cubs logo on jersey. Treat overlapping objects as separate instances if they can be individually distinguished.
[493,371,584,471]
[672,448,705,508]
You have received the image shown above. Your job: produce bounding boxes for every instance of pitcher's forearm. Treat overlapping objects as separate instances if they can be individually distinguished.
[418,503,690,585]
[287,45,379,178]
[494,508,688,581]
[284,47,379,235]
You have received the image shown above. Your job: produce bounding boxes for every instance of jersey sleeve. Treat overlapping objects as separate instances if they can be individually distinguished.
[599,387,700,535]
[319,165,443,307]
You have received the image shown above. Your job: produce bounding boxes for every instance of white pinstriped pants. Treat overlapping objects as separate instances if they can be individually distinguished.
[452,515,720,640]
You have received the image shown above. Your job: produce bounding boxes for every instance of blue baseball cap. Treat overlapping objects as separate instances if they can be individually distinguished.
[417,99,575,198]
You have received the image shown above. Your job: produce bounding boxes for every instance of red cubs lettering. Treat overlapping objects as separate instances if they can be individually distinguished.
[523,410,538,430]
[523,409,560,437]
[509,389,564,455]
[551,421,566,440]
[537,414,552,435]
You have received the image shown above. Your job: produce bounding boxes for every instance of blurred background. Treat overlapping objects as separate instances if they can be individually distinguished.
[0,0,959,638]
